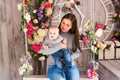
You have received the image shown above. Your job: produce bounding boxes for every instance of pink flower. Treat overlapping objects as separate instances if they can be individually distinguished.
[111,37,117,41]
[87,68,93,79]
[45,2,51,9]
[31,43,42,52]
[83,36,88,45]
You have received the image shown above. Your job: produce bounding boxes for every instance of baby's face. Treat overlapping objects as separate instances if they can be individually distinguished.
[48,28,59,40]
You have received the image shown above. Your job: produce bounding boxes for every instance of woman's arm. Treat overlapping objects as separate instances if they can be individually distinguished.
[71,48,81,60]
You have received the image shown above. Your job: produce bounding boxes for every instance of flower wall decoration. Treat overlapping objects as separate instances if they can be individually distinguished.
[17,0,54,75]
[62,0,80,12]
[80,20,110,54]
[80,20,111,79]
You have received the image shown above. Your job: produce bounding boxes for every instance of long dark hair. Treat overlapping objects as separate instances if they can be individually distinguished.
[59,13,81,52]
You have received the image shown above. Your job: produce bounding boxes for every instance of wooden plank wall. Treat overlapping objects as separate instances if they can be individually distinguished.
[0,0,118,80]
[0,0,25,80]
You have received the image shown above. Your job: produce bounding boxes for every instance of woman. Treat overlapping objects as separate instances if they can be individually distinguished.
[46,13,81,80]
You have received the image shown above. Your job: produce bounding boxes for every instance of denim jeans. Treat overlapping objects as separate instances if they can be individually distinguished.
[52,49,72,69]
[47,65,80,80]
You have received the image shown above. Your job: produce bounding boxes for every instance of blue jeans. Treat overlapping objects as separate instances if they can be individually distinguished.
[52,49,72,69]
[47,65,80,80]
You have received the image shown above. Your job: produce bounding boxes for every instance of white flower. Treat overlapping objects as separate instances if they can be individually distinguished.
[18,63,33,75]
[23,63,28,68]
[95,29,103,37]
[65,1,72,8]
[26,52,31,57]
[33,19,38,24]
[17,3,23,11]
[48,0,53,4]
[39,56,45,61]
[37,29,46,36]
[70,0,74,3]
[33,29,46,43]
[91,45,97,53]
[23,28,28,33]
[20,57,25,62]
[18,67,26,75]
[28,65,33,71]
[33,9,37,13]
[24,13,31,22]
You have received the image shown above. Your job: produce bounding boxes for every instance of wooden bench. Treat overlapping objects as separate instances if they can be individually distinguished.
[98,60,120,80]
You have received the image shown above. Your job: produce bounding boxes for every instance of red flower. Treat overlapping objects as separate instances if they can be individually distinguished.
[95,23,105,31]
[111,37,117,41]
[45,2,51,9]
[31,43,42,52]
[25,0,29,6]
[26,22,34,37]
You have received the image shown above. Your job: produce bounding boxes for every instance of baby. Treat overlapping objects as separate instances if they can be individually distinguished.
[42,25,72,69]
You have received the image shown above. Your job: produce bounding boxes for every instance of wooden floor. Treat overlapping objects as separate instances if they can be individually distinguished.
[23,68,90,80]
[23,74,90,80]
[80,71,90,80]
[98,60,120,80]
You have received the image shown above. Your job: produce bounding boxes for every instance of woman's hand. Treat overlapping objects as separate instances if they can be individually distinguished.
[61,42,67,49]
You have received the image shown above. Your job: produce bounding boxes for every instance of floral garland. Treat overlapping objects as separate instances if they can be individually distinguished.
[17,0,54,60]
[17,0,54,75]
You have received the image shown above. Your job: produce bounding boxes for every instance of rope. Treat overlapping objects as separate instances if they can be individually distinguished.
[22,0,28,55]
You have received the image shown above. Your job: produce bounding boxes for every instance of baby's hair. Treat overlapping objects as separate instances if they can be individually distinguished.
[49,25,59,29]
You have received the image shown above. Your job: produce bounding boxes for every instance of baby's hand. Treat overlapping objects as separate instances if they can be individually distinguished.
[43,45,48,49]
